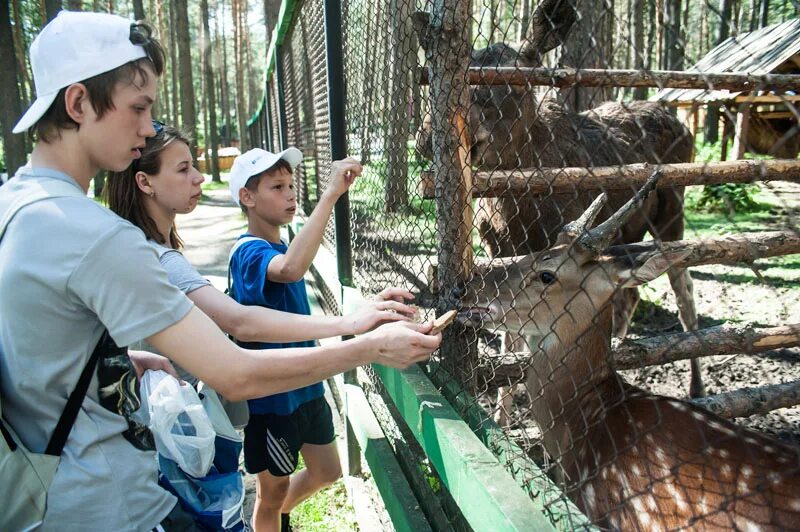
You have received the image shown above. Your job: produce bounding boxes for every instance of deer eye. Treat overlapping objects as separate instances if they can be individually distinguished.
[539,271,557,285]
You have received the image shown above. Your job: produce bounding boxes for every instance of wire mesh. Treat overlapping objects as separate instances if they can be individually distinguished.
[255,0,800,528]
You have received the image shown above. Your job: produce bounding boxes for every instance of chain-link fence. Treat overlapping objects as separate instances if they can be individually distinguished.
[249,0,800,528]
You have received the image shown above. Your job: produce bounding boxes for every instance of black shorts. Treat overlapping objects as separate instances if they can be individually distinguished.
[243,396,336,476]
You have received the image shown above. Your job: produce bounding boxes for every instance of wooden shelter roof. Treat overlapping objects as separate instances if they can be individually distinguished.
[653,19,800,105]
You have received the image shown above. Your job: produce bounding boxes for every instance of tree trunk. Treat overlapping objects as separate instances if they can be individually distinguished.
[385,0,412,212]
[0,0,27,176]
[758,0,769,27]
[168,0,180,126]
[358,8,374,164]
[217,3,232,147]
[662,0,683,71]
[44,0,61,22]
[201,0,220,181]
[132,0,144,19]
[704,0,734,144]
[560,0,611,111]
[232,0,248,151]
[517,0,531,41]
[416,0,478,392]
[11,1,30,116]
[174,0,197,163]
[632,0,648,100]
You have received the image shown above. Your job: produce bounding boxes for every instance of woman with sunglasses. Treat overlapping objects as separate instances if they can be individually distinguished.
[105,123,421,383]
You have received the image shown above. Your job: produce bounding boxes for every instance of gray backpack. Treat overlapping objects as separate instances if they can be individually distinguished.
[0,176,96,531]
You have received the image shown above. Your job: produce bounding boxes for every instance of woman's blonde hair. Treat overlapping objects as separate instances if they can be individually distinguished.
[105,124,192,249]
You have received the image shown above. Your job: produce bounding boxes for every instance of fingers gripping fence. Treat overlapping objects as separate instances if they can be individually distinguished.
[248,0,800,529]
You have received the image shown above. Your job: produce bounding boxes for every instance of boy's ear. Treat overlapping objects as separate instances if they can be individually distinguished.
[239,186,256,209]
[63,83,91,124]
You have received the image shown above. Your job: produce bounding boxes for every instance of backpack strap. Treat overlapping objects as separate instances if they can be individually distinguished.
[44,332,106,456]
[226,236,266,296]
[0,175,102,457]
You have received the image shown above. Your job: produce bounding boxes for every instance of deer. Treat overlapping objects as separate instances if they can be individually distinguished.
[457,172,800,530]
[413,0,701,425]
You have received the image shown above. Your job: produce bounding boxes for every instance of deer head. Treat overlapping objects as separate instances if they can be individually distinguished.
[459,171,691,342]
[413,0,578,168]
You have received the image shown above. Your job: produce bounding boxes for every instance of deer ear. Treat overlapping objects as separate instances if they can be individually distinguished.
[614,248,692,288]
[520,0,578,63]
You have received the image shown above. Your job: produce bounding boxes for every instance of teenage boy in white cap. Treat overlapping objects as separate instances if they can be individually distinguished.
[227,149,362,532]
[0,11,440,531]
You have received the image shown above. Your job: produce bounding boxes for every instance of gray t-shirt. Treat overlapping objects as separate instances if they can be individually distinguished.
[0,168,194,531]
[139,241,211,384]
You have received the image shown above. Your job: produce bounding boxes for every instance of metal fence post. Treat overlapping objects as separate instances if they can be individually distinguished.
[324,0,361,476]
[275,46,289,151]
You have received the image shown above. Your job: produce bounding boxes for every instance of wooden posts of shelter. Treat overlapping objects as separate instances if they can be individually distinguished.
[414,1,478,390]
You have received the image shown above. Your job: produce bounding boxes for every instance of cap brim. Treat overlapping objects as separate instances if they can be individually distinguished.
[278,147,303,169]
[12,92,59,134]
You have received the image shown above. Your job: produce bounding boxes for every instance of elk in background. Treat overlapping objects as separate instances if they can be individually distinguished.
[458,172,800,529]
[413,0,702,424]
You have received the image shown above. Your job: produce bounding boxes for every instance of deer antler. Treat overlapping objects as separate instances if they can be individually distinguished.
[578,169,663,254]
[557,192,608,245]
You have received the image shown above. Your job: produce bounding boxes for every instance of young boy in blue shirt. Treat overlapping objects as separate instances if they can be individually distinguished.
[228,148,364,532]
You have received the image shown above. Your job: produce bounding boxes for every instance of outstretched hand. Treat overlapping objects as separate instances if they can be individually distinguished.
[373,286,416,304]
[368,321,441,369]
[347,298,418,334]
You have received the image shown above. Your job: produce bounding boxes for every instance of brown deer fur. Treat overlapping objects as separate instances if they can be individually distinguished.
[459,181,800,529]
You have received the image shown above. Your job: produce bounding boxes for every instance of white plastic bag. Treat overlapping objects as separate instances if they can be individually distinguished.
[137,370,216,478]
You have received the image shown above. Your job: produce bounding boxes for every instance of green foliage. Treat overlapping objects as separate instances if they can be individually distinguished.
[690,183,763,215]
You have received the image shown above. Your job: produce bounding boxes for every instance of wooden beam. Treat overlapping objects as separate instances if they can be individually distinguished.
[419,159,800,199]
[374,363,561,531]
[734,94,800,104]
[691,380,800,419]
[612,323,800,370]
[418,66,800,91]
[477,323,800,389]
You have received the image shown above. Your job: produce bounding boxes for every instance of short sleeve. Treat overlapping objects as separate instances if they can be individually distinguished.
[68,223,194,347]
[159,249,211,294]
[230,240,282,307]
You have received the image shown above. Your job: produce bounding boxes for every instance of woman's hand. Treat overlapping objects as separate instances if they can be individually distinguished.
[373,286,415,303]
[128,350,180,380]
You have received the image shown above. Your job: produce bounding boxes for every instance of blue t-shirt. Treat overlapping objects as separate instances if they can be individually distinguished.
[229,235,324,415]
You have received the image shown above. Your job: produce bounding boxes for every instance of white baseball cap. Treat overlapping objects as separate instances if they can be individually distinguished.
[13,10,148,134]
[229,147,303,206]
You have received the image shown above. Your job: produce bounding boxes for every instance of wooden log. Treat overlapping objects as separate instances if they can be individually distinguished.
[691,380,800,419]
[419,159,800,199]
[612,323,800,370]
[731,102,751,160]
[476,323,800,388]
[418,66,800,92]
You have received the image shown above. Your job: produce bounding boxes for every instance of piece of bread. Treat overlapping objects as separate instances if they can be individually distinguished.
[430,310,457,335]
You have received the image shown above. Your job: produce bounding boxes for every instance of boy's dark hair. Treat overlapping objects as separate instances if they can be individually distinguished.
[240,158,293,214]
[31,21,166,143]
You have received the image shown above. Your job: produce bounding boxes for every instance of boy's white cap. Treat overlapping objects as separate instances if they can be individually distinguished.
[229,147,303,206]
[12,10,147,134]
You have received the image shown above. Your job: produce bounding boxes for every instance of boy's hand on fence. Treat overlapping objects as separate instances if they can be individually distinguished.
[128,350,181,380]
[347,299,417,334]
[326,157,363,199]
[370,321,441,368]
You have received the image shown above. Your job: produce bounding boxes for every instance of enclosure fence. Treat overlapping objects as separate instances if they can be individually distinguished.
[247,0,800,529]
